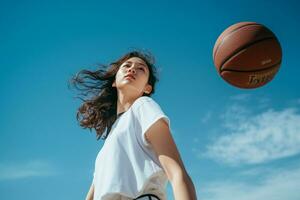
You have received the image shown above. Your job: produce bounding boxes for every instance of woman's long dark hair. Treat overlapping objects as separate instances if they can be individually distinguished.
[68,50,159,140]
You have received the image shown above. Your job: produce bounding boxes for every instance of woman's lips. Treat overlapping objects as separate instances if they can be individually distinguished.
[125,75,135,80]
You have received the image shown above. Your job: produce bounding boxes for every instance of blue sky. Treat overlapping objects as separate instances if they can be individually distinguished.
[1,0,300,199]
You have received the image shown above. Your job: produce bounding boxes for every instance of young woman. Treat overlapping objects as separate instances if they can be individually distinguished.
[70,50,197,200]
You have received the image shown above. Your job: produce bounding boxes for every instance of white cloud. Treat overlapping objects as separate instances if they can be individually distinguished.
[204,106,300,165]
[230,94,251,101]
[229,94,270,109]
[201,111,212,123]
[0,160,58,180]
[237,166,274,176]
[293,98,300,105]
[199,166,300,200]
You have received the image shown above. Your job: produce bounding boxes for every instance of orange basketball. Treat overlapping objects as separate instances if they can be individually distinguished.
[213,22,282,89]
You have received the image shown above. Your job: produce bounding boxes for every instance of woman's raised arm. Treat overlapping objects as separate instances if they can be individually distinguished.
[145,119,198,200]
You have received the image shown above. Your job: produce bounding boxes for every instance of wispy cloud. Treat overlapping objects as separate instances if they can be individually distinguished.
[204,105,300,165]
[0,160,58,180]
[229,93,251,101]
[199,165,300,200]
[230,93,270,109]
[201,111,212,124]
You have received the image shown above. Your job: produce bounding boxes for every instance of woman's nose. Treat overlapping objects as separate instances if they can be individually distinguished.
[128,67,136,74]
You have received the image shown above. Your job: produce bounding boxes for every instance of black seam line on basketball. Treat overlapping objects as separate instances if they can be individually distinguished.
[220,60,281,73]
[213,23,261,60]
[219,37,275,73]
[213,23,259,60]
[134,194,160,199]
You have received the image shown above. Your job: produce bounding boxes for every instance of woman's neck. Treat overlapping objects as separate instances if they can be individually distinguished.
[116,96,136,115]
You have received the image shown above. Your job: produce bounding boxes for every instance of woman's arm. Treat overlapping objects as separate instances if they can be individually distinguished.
[85,182,94,200]
[171,171,197,200]
[145,119,197,200]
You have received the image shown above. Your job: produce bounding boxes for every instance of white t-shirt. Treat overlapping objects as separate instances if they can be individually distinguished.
[92,96,171,200]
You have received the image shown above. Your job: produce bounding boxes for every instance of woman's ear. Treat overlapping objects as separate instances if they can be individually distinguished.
[112,81,116,87]
[144,84,152,94]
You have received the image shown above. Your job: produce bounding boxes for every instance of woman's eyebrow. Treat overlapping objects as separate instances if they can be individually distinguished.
[125,61,147,67]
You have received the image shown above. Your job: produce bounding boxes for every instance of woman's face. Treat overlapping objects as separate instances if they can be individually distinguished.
[112,57,152,97]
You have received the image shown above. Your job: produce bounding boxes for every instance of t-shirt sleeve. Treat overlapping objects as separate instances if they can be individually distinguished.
[134,97,171,147]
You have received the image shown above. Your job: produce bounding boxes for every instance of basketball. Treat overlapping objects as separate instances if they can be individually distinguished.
[213,22,282,89]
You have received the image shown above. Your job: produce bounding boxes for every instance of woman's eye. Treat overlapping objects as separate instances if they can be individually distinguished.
[139,68,145,71]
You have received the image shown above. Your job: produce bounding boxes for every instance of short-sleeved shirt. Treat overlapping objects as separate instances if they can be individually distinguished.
[92,96,171,200]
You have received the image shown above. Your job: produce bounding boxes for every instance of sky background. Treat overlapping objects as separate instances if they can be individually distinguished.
[1,0,300,199]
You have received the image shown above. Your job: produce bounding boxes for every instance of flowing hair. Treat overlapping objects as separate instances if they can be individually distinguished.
[68,50,159,140]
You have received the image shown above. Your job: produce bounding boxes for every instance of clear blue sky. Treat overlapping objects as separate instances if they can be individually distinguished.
[1,0,300,199]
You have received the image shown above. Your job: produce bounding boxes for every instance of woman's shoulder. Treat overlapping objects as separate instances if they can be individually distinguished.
[137,96,154,103]
[131,96,165,115]
[133,96,158,108]
[129,96,158,113]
